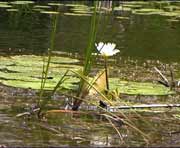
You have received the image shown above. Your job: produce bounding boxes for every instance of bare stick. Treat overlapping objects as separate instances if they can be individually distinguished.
[154,67,169,86]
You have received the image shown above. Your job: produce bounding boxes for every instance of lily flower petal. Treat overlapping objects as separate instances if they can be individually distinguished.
[95,42,104,52]
[95,42,120,56]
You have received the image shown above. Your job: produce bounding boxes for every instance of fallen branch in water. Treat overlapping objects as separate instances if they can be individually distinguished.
[16,108,40,117]
[108,104,180,111]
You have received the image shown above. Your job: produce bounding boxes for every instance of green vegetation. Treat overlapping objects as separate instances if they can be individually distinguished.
[0,54,173,95]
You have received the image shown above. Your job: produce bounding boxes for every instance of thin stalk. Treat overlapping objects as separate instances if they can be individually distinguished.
[104,56,109,91]
[52,70,69,95]
[40,14,58,97]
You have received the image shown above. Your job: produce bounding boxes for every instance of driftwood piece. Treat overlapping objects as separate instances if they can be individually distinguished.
[16,108,40,117]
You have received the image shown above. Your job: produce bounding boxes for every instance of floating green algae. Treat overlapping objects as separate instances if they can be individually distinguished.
[0,55,174,96]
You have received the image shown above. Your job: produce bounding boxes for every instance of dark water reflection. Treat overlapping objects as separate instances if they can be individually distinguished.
[0,1,180,62]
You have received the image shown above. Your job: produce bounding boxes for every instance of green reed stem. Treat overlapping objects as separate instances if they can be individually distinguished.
[77,1,99,96]
[38,10,59,109]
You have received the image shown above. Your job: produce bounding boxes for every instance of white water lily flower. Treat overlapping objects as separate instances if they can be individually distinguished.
[178,81,180,87]
[95,42,120,56]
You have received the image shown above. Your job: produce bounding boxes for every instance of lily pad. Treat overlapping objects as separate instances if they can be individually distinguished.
[0,2,9,4]
[34,5,51,9]
[6,8,18,12]
[109,79,174,96]
[11,1,34,5]
[123,4,142,9]
[0,4,12,8]
[166,18,179,22]
[163,6,180,12]
[116,16,130,20]
[123,2,148,5]
[48,3,64,6]
[0,55,81,90]
[32,8,44,12]
[40,11,59,14]
[0,55,174,96]
[65,4,87,7]
[63,12,91,16]
[114,6,132,11]
[72,10,93,14]
[133,8,163,13]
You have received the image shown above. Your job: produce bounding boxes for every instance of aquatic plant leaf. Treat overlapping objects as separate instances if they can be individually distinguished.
[6,8,18,12]
[65,4,88,7]
[0,55,174,96]
[63,12,91,16]
[34,5,51,9]
[114,6,131,11]
[40,11,59,15]
[0,4,12,8]
[48,3,64,6]
[89,70,107,95]
[11,1,34,5]
[115,16,130,20]
[0,2,9,4]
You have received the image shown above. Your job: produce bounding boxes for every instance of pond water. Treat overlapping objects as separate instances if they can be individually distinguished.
[0,0,180,147]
